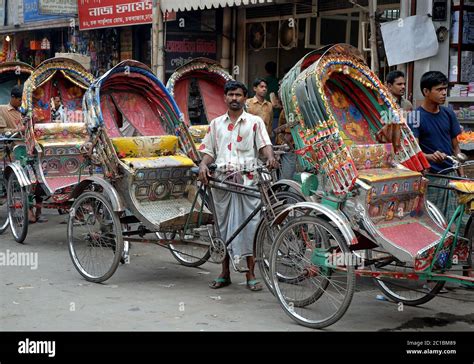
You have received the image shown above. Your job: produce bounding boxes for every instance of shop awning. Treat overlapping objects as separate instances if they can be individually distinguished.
[160,0,274,12]
[0,18,74,34]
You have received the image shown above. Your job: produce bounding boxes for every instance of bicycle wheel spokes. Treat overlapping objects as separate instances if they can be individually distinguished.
[7,175,28,243]
[256,204,307,294]
[368,250,445,305]
[270,216,355,329]
[68,192,123,283]
[0,190,9,234]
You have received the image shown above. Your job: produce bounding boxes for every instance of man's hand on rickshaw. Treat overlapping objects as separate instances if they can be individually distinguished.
[427,151,447,164]
[266,156,280,170]
[198,163,212,185]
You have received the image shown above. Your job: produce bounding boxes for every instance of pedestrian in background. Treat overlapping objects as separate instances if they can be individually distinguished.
[386,70,413,112]
[246,78,273,137]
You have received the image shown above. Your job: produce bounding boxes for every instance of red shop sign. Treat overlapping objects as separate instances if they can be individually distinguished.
[78,0,153,30]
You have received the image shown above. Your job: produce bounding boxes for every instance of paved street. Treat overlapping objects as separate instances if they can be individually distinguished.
[1,210,473,332]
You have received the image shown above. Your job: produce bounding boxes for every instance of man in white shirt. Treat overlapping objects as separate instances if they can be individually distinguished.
[198,80,278,291]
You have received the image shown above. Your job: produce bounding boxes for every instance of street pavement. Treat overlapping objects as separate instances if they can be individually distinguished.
[1,210,473,332]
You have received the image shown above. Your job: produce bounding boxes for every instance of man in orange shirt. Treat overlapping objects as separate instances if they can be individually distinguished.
[246,78,273,137]
[0,85,23,133]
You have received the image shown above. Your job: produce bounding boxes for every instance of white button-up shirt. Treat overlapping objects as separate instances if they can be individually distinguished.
[199,110,272,186]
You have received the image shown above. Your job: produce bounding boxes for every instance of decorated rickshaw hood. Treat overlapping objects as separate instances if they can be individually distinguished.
[166,57,233,95]
[280,43,429,196]
[166,57,233,127]
[83,59,199,161]
[0,61,34,76]
[20,57,94,116]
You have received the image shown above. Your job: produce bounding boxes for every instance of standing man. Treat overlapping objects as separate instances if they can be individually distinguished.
[246,78,273,138]
[198,80,278,291]
[409,71,463,220]
[386,70,413,112]
[0,85,23,133]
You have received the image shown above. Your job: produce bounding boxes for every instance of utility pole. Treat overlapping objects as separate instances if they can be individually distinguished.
[368,0,379,74]
[350,0,379,74]
[152,0,165,80]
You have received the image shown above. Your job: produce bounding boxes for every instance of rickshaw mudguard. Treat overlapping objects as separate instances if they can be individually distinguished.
[4,162,31,188]
[69,176,126,212]
[271,201,358,247]
[270,179,306,198]
[426,200,448,230]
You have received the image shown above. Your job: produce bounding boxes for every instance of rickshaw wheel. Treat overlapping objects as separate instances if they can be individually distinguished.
[7,174,28,243]
[158,231,211,268]
[367,250,445,306]
[269,215,355,329]
[0,193,9,234]
[255,190,306,295]
[68,191,124,283]
[160,187,212,267]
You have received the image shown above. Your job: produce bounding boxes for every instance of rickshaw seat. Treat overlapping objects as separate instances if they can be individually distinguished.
[33,123,89,195]
[357,168,421,183]
[449,180,474,194]
[34,122,88,148]
[111,136,195,170]
[111,136,179,158]
[189,125,208,144]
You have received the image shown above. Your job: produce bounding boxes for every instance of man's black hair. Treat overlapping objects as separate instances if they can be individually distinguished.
[253,78,268,88]
[224,80,248,97]
[265,61,277,76]
[386,70,405,85]
[420,71,448,96]
[11,85,23,99]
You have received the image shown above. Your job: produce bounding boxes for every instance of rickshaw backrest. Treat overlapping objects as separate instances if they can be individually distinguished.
[34,122,88,143]
[111,136,179,159]
[350,143,393,171]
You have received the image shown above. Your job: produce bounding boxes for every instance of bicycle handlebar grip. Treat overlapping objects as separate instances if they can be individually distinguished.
[208,163,218,172]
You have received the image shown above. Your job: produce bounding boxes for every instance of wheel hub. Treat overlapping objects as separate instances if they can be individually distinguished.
[210,238,226,263]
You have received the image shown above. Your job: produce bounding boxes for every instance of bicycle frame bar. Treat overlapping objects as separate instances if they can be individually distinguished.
[187,170,273,250]
[428,204,464,272]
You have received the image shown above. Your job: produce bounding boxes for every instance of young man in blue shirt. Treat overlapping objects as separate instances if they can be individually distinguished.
[410,71,464,221]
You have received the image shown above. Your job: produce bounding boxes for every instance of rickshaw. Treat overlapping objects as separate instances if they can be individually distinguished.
[0,61,33,103]
[268,44,474,329]
[0,61,33,237]
[166,58,234,146]
[3,57,95,243]
[67,60,303,283]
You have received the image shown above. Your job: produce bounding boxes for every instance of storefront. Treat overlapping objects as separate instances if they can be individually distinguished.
[0,0,76,66]
[164,9,219,81]
[76,0,154,76]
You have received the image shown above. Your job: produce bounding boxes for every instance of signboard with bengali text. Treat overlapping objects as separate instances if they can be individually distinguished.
[39,0,77,15]
[165,33,217,73]
[78,0,152,30]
